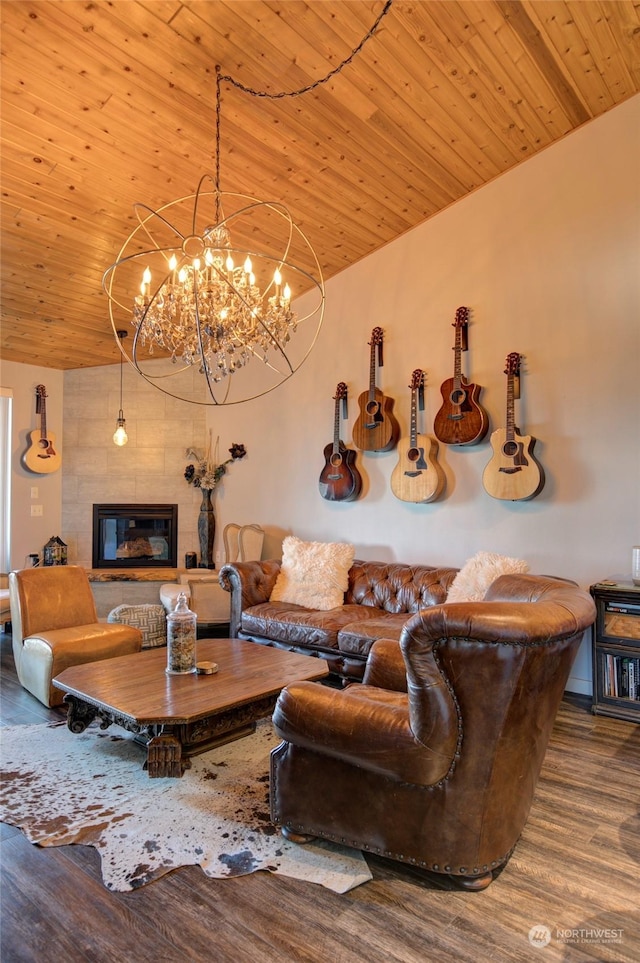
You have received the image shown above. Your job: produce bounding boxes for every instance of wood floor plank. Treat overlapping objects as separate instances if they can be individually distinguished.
[1,630,639,963]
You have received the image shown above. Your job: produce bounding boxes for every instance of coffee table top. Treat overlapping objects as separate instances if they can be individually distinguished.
[53,639,328,726]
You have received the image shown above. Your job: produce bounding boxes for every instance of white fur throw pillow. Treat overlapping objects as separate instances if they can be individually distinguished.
[446,551,529,603]
[270,536,355,610]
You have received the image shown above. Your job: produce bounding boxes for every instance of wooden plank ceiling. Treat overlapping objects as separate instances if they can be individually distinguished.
[1,0,639,370]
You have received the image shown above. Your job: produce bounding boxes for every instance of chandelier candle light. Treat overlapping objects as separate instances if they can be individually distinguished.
[102,2,392,406]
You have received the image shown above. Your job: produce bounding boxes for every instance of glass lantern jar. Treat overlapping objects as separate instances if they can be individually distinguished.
[43,535,67,566]
[166,592,197,675]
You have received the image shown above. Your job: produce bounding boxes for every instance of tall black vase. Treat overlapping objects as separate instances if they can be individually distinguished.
[198,488,216,568]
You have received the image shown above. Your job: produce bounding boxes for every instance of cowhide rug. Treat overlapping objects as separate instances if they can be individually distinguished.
[0,720,372,894]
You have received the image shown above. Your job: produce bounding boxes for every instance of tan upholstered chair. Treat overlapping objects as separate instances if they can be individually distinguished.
[9,566,143,707]
[160,523,264,626]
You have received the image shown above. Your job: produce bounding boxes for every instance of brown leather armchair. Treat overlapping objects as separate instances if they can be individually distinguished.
[270,573,596,890]
[9,566,143,707]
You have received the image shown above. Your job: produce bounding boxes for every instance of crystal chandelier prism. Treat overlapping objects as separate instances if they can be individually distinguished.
[133,220,296,381]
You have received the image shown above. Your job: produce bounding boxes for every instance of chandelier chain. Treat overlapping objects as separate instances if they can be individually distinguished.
[217,0,393,102]
[214,0,392,196]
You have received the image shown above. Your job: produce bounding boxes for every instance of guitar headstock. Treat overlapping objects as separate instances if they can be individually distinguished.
[454,306,469,327]
[409,369,424,390]
[369,326,384,346]
[505,352,521,376]
[36,384,47,398]
[334,382,348,400]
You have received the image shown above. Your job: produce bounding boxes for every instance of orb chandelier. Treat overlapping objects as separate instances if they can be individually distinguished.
[102,1,393,406]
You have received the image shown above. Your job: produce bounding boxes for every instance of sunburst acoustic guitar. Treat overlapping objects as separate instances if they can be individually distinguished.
[391,369,445,503]
[352,326,400,452]
[23,384,61,474]
[482,352,545,501]
[319,382,363,502]
[433,306,489,446]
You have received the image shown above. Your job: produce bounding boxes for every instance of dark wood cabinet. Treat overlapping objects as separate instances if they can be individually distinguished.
[590,580,640,723]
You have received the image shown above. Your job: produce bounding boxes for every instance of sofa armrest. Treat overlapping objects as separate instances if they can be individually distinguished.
[362,638,408,692]
[219,559,281,638]
[273,679,457,786]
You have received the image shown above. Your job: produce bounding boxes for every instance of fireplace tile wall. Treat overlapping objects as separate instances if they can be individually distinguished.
[62,363,207,570]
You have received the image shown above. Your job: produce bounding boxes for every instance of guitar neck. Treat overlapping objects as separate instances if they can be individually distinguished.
[452,324,463,391]
[409,389,417,448]
[332,397,341,455]
[505,374,516,442]
[368,341,377,402]
[36,387,47,439]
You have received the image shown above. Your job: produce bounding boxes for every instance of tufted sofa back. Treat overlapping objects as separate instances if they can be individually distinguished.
[345,560,458,614]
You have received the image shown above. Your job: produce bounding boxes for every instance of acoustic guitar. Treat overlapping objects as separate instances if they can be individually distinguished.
[482,352,545,501]
[352,326,400,452]
[319,382,363,502]
[23,384,61,474]
[433,306,489,446]
[391,369,445,503]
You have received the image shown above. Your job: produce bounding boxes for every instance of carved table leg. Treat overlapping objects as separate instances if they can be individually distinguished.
[145,733,186,778]
[64,695,98,734]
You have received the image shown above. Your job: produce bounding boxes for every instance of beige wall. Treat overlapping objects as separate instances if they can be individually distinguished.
[4,95,639,694]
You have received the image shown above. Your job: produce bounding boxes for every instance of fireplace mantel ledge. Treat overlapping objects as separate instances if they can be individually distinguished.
[85,568,181,582]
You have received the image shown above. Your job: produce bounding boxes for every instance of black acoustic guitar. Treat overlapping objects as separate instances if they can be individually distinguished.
[433,306,489,446]
[352,326,400,452]
[319,382,363,501]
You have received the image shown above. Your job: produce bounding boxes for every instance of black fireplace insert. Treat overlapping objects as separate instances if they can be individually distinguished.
[92,504,178,568]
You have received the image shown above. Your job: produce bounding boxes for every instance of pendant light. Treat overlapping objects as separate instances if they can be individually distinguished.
[113,330,128,447]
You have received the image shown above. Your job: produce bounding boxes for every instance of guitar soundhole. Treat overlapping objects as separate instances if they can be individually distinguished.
[449,388,467,407]
[365,400,380,416]
[503,441,518,457]
[407,448,420,463]
[38,438,51,450]
[330,453,343,468]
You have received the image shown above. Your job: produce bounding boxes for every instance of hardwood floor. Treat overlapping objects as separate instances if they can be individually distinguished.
[1,629,638,963]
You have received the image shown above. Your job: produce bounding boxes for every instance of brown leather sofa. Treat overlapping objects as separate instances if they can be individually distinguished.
[220,559,459,682]
[270,573,596,889]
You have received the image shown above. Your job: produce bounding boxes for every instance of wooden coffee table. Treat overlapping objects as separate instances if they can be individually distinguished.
[53,639,328,778]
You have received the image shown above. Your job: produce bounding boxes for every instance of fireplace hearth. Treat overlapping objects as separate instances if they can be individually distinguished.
[92,504,178,569]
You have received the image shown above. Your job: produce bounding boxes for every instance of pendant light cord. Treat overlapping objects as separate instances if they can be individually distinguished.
[119,349,123,415]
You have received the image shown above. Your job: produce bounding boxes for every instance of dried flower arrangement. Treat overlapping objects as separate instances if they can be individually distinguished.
[184,431,247,491]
